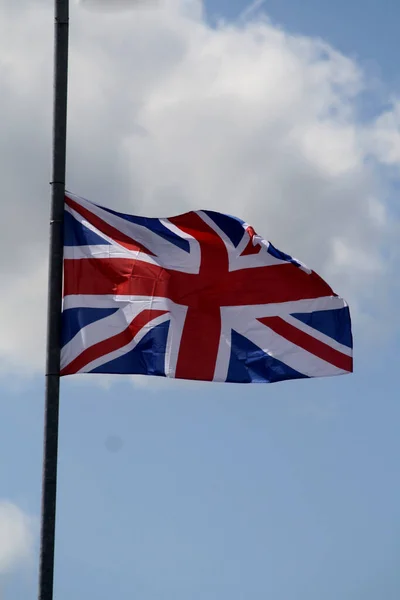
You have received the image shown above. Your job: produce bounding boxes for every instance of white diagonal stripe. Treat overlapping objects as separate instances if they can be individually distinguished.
[282,314,352,356]
[66,192,201,274]
[80,312,171,374]
[241,320,347,378]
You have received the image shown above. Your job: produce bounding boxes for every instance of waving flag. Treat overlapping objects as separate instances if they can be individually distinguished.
[61,192,353,383]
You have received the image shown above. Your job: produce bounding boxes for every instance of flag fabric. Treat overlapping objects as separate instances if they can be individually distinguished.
[61,192,353,383]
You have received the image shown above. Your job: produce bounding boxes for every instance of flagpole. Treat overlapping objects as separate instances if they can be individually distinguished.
[38,0,69,598]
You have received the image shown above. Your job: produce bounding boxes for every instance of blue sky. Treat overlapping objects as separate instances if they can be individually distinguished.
[207,0,400,89]
[1,0,400,599]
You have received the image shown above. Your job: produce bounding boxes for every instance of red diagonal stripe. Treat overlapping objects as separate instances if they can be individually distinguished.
[241,227,262,256]
[61,309,167,376]
[240,237,262,256]
[65,196,155,255]
[258,316,352,372]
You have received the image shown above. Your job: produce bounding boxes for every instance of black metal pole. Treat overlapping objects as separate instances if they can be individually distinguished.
[38,1,69,599]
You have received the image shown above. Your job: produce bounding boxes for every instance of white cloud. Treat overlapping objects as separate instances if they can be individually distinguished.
[0,502,34,574]
[368,101,400,165]
[78,0,163,10]
[0,0,399,374]
[0,263,48,375]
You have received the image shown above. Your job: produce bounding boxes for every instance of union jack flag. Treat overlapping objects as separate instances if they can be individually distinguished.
[61,192,353,383]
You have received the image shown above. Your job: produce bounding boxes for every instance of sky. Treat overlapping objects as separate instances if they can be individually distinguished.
[0,0,399,598]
